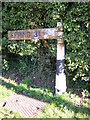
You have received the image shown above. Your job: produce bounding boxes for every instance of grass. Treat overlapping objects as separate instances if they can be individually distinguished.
[0,76,90,119]
[0,79,23,118]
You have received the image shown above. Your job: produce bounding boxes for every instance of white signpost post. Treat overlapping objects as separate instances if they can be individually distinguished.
[8,22,66,95]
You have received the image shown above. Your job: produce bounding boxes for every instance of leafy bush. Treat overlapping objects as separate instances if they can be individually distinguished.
[2,2,89,84]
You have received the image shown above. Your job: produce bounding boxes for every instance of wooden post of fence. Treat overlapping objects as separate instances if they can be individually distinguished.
[55,22,66,95]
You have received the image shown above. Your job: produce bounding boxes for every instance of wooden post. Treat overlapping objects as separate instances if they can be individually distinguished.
[55,22,66,95]
[8,22,67,95]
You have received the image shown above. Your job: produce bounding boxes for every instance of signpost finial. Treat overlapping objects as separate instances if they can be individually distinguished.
[57,22,62,27]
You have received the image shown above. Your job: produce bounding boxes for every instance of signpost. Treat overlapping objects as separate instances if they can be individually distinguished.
[8,28,57,40]
[8,22,66,95]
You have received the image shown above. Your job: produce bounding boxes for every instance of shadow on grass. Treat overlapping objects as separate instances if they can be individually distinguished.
[1,79,90,117]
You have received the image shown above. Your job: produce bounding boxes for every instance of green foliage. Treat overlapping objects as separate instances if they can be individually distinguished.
[63,3,90,82]
[2,59,9,71]
[0,84,22,118]
[0,108,22,118]
[2,2,89,83]
[1,78,90,118]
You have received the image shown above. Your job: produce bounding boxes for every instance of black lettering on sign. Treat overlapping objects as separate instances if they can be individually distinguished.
[38,31,40,36]
[11,32,31,38]
[17,32,21,38]
[27,32,30,38]
[22,32,26,38]
[9,28,57,40]
[34,31,38,37]
[14,32,17,38]
[11,32,14,38]
[34,31,40,37]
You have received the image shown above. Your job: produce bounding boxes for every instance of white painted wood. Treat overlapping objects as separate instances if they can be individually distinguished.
[55,22,66,95]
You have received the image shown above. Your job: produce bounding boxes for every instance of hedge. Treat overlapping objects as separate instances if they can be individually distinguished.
[2,2,89,84]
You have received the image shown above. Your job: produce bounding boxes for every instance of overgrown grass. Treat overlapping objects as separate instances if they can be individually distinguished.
[0,77,90,119]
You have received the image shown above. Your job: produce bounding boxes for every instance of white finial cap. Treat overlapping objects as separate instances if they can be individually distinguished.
[57,22,62,27]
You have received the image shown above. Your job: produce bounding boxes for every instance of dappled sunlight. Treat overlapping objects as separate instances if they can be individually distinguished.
[0,75,17,85]
[0,57,89,118]
[0,78,89,118]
